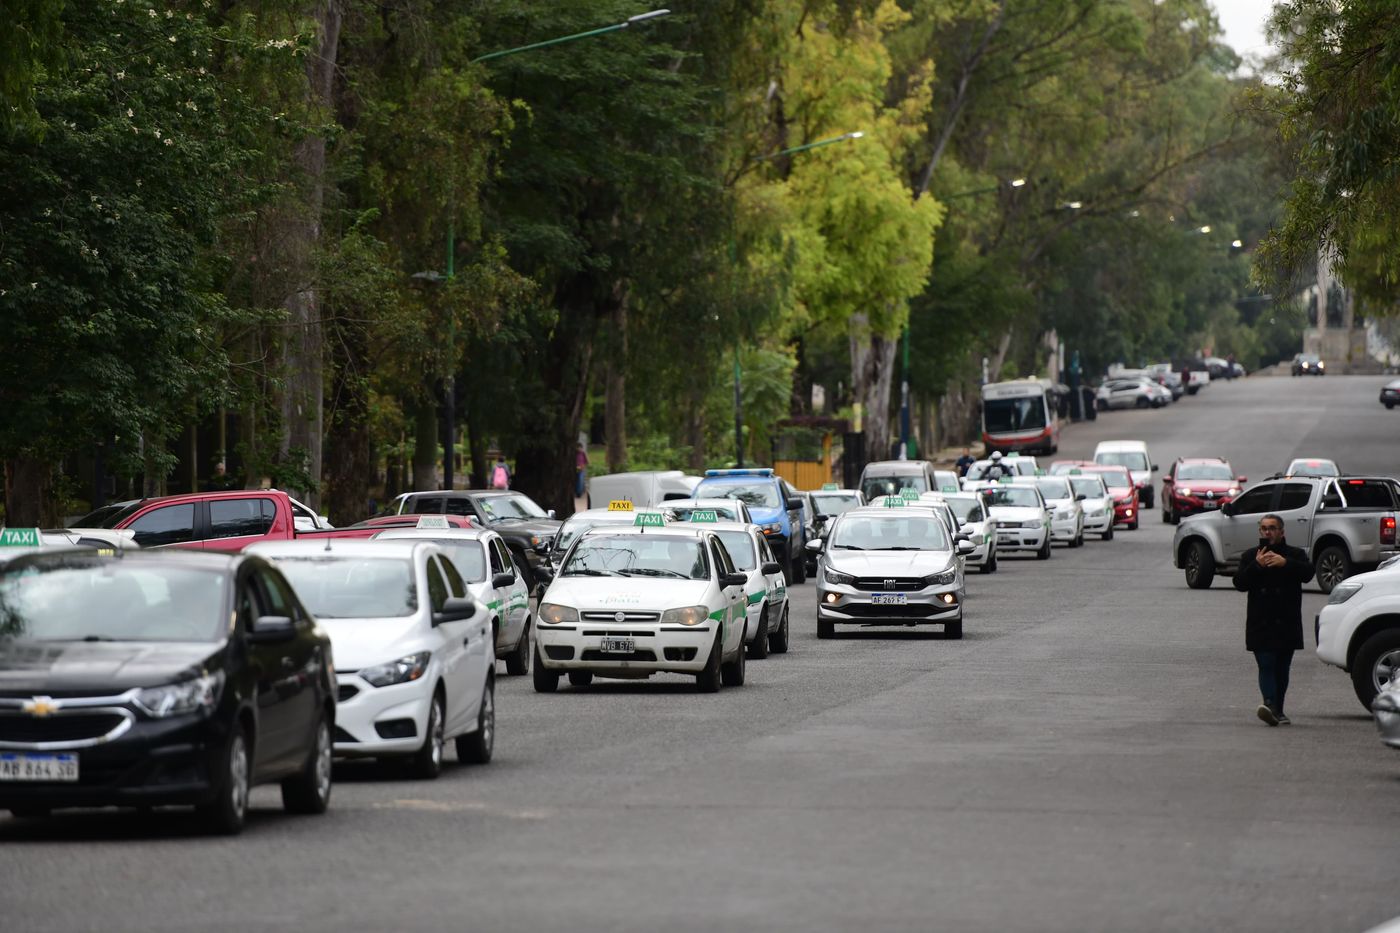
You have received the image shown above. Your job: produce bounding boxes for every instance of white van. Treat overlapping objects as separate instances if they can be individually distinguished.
[587,470,700,509]
[1092,440,1158,509]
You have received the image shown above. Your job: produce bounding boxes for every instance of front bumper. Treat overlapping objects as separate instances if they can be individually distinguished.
[1082,509,1112,533]
[1315,607,1348,668]
[963,537,994,566]
[817,584,961,626]
[1170,494,1232,517]
[994,524,1048,552]
[1049,515,1080,543]
[536,623,719,675]
[333,674,433,757]
[1372,692,1400,748]
[1111,502,1137,525]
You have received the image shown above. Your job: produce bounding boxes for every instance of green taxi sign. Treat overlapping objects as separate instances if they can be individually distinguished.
[899,487,919,500]
[1006,452,1021,458]
[689,509,719,523]
[821,483,838,491]
[1035,469,1046,476]
[882,496,906,508]
[1069,468,1082,475]
[998,476,1012,484]
[633,512,665,528]
[941,485,958,493]
[0,528,41,548]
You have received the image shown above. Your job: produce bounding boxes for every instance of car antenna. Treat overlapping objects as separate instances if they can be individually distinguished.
[323,536,333,552]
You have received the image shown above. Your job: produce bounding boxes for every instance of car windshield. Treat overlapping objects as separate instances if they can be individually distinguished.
[946,498,982,523]
[670,503,742,522]
[1096,451,1148,471]
[561,535,709,580]
[860,475,927,500]
[1069,477,1107,498]
[1289,459,1338,477]
[693,481,781,510]
[714,530,757,571]
[1034,478,1072,500]
[984,396,1048,433]
[981,486,1042,509]
[373,537,488,583]
[555,516,633,553]
[271,556,417,618]
[1177,463,1234,482]
[1093,470,1131,489]
[478,494,548,522]
[811,493,861,517]
[74,501,140,529]
[828,515,949,551]
[0,560,227,642]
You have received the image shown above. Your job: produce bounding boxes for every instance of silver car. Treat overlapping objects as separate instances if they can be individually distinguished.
[810,505,974,639]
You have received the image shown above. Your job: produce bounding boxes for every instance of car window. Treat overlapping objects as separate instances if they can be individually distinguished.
[442,498,476,517]
[1176,463,1234,482]
[437,556,466,598]
[1034,478,1072,500]
[714,530,757,571]
[209,498,277,540]
[127,503,197,547]
[692,481,782,510]
[406,496,445,515]
[1338,480,1395,509]
[495,539,515,573]
[480,494,548,521]
[1231,486,1274,515]
[980,487,1042,509]
[829,515,949,551]
[272,556,417,618]
[1275,484,1312,512]
[1321,482,1344,510]
[947,498,983,523]
[1069,477,1106,499]
[486,538,505,573]
[710,539,735,576]
[1095,451,1148,471]
[255,567,300,620]
[562,535,710,580]
[425,558,449,612]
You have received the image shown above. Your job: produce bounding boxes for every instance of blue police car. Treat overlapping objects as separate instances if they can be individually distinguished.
[691,469,807,584]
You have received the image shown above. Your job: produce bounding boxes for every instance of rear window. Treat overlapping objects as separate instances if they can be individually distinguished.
[1340,481,1395,509]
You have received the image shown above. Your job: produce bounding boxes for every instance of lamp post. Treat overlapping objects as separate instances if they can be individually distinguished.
[471,9,671,63]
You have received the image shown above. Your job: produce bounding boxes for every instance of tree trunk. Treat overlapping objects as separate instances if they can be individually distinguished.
[412,401,438,491]
[849,314,900,464]
[989,328,1014,384]
[465,405,488,490]
[686,382,707,472]
[4,456,57,526]
[604,294,627,473]
[324,323,372,526]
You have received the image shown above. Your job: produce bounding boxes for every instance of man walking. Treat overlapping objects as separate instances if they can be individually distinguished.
[1233,513,1314,725]
[955,447,976,477]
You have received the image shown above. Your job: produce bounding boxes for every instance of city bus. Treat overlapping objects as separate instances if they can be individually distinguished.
[981,378,1060,455]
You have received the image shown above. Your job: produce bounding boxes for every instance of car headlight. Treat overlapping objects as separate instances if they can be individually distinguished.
[1226,487,1240,496]
[1178,487,1193,497]
[1328,582,1363,605]
[824,567,856,586]
[660,605,709,626]
[539,602,579,624]
[924,568,956,586]
[764,522,782,533]
[1023,519,1043,529]
[134,670,224,718]
[360,651,432,687]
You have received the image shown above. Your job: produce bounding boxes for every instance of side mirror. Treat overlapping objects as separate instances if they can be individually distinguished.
[760,561,782,575]
[956,540,976,555]
[535,565,555,585]
[786,497,803,511]
[1076,493,1087,501]
[804,539,823,554]
[492,571,516,589]
[721,572,748,588]
[433,595,476,626]
[547,509,557,520]
[1152,464,1160,472]
[1221,502,1237,517]
[1237,476,1247,483]
[248,615,295,643]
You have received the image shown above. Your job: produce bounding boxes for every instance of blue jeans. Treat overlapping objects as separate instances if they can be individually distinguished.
[575,470,586,498]
[1254,649,1295,712]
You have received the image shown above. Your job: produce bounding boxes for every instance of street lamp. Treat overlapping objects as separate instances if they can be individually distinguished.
[943,176,1028,200]
[753,131,865,162]
[471,9,671,63]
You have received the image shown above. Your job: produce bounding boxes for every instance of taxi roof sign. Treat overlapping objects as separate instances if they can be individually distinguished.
[0,528,41,548]
[882,496,906,508]
[821,483,839,491]
[688,509,719,523]
[416,515,451,530]
[633,512,665,528]
[940,485,958,493]
[899,487,919,500]
[607,500,634,512]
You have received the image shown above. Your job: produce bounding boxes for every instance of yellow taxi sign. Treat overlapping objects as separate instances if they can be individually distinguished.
[607,500,634,512]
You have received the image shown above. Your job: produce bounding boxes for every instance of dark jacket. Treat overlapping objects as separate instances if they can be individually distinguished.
[1232,542,1314,651]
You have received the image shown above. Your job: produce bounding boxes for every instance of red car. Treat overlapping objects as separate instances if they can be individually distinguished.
[1084,465,1140,530]
[1161,457,1245,524]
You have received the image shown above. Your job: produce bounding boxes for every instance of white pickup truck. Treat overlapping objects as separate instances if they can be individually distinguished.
[1172,475,1400,593]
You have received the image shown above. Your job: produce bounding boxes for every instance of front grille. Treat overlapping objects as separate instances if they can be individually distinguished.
[580,649,657,662]
[580,611,661,623]
[999,521,1022,528]
[0,712,126,744]
[836,603,944,619]
[853,577,925,591]
[544,645,575,661]
[581,629,656,637]
[337,684,359,703]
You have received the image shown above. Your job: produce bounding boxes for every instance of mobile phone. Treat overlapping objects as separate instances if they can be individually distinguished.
[1258,539,1272,552]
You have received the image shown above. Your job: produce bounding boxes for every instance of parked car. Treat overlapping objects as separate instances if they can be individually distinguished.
[1380,379,1400,410]
[392,490,562,593]
[1283,457,1340,478]
[1095,378,1170,410]
[585,470,699,509]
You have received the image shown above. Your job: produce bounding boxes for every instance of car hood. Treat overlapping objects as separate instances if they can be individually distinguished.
[0,640,221,695]
[544,577,712,611]
[825,550,954,576]
[987,506,1044,522]
[318,616,426,671]
[1108,489,1135,502]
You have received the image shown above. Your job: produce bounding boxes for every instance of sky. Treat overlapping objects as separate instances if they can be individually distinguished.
[1214,0,1278,69]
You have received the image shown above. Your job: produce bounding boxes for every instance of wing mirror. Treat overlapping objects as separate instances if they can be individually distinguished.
[721,572,748,588]
[1220,501,1237,517]
[1237,476,1247,483]
[956,539,976,555]
[1075,493,1087,501]
[786,497,803,511]
[547,509,557,520]
[433,595,477,626]
[248,615,295,643]
[1151,464,1160,472]
[492,571,516,589]
[760,561,782,575]
[804,539,823,554]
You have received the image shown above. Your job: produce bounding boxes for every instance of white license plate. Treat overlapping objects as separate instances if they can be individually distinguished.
[0,752,78,783]
[599,637,635,653]
[1201,501,1217,508]
[871,593,907,606]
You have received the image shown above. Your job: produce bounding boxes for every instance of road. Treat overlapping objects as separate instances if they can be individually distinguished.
[3,375,1398,933]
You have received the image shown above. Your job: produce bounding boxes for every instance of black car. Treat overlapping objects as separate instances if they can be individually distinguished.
[1292,353,1325,376]
[395,490,562,591]
[1380,379,1400,409]
[0,549,334,834]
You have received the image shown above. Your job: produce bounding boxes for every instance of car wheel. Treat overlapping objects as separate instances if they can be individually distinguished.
[769,605,790,654]
[1102,525,1114,541]
[1037,537,1051,560]
[817,619,835,639]
[1127,517,1139,530]
[409,690,446,779]
[1387,401,1396,410]
[721,632,746,687]
[1314,545,1352,595]
[945,618,963,639]
[1184,540,1215,589]
[505,621,531,676]
[792,549,807,584]
[198,725,250,835]
[748,609,770,659]
[532,645,560,694]
[281,713,333,815]
[1353,630,1400,710]
[1141,489,1154,509]
[1162,506,1172,524]
[568,671,593,687]
[696,633,722,693]
[455,679,495,764]
[1135,397,1149,409]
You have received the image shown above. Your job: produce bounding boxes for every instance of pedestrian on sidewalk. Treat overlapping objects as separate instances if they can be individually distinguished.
[955,447,976,477]
[490,453,512,490]
[1233,513,1314,726]
[575,442,589,498]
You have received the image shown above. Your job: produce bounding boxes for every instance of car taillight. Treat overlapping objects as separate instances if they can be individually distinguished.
[1383,516,1396,546]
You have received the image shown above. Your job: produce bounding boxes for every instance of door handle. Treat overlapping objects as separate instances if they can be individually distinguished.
[463,637,471,647]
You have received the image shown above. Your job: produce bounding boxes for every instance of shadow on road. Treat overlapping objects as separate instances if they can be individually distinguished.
[0,807,284,842]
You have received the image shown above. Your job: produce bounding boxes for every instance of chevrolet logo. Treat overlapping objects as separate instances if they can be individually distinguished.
[22,696,59,717]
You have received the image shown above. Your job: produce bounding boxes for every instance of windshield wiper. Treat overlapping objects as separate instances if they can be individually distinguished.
[80,635,118,641]
[618,568,690,579]
[563,568,619,577]
[831,544,865,550]
[874,546,926,551]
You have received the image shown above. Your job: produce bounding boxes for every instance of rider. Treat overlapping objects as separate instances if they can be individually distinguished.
[983,450,1009,481]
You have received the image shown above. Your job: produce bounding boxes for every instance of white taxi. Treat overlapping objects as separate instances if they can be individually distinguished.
[691,517,790,657]
[937,493,998,573]
[979,482,1052,560]
[546,502,663,574]
[1065,471,1115,540]
[534,519,750,693]
[1012,476,1084,548]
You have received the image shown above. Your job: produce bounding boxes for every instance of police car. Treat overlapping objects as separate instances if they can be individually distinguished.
[689,515,791,657]
[979,482,1052,559]
[1011,475,1084,547]
[691,469,807,584]
[533,516,750,693]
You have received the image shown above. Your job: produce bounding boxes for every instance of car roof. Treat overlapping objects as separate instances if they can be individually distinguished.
[565,508,648,519]
[372,528,490,542]
[810,488,860,495]
[1095,440,1148,450]
[1176,457,1230,464]
[577,526,710,540]
[862,461,926,474]
[0,547,242,573]
[686,521,757,534]
[401,489,516,500]
[247,539,436,559]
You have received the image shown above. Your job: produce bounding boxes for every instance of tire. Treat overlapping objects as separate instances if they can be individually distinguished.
[568,671,593,687]
[281,713,333,815]
[504,621,531,676]
[1128,517,1139,530]
[945,618,963,639]
[748,609,770,659]
[1314,545,1352,595]
[1162,506,1172,524]
[1141,488,1154,509]
[409,690,446,779]
[532,646,560,693]
[1184,540,1215,589]
[1135,396,1149,409]
[792,547,807,584]
[721,632,746,686]
[696,632,722,693]
[1102,525,1114,541]
[768,605,790,654]
[455,679,495,764]
[817,619,835,639]
[198,726,250,835]
[1387,402,1395,410]
[509,549,538,595]
[1036,537,1051,560]
[1352,629,1400,710]
[782,544,797,587]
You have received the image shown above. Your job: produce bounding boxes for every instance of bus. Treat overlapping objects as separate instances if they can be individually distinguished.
[981,378,1060,455]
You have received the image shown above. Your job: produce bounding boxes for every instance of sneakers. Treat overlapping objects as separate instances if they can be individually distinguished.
[1257,704,1279,726]
[1276,711,1291,725]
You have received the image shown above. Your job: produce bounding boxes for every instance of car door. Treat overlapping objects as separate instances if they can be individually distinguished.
[491,536,527,649]
[436,554,489,729]
[758,533,787,617]
[424,555,473,735]
[242,567,312,774]
[206,496,280,552]
[709,537,746,655]
[1220,484,1277,559]
[123,503,199,549]
[1273,482,1318,551]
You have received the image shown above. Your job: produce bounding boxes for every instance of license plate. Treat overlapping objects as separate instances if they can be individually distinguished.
[1201,501,1217,508]
[0,752,78,783]
[599,637,634,653]
[871,593,907,606]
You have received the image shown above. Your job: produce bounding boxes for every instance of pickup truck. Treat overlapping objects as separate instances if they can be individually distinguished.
[1173,476,1400,593]
[69,489,469,551]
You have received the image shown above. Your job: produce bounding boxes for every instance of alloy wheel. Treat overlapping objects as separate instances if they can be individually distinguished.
[1374,649,1400,693]
[228,733,249,823]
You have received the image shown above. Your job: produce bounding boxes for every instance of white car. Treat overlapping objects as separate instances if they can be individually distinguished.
[1095,378,1169,410]
[548,506,668,573]
[1284,457,1340,478]
[1316,564,1400,709]
[979,483,1052,559]
[938,492,998,573]
[373,526,535,675]
[701,520,791,657]
[665,498,755,524]
[1093,440,1158,510]
[1064,472,1115,540]
[534,524,750,692]
[1012,476,1085,547]
[246,539,495,777]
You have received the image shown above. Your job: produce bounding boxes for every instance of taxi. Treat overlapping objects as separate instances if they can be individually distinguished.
[937,492,999,573]
[546,501,671,573]
[533,518,750,693]
[1048,459,1095,476]
[1064,471,1115,540]
[809,498,974,639]
[979,481,1052,559]
[665,498,755,524]
[1012,475,1084,548]
[690,514,790,657]
[1084,465,1139,530]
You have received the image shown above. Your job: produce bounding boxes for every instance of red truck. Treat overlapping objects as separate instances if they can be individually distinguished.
[70,490,472,551]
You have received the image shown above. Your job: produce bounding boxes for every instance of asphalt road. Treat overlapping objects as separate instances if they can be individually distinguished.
[4,374,1399,933]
